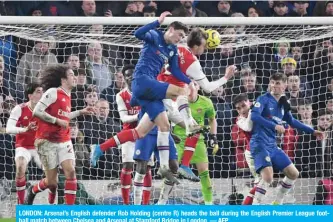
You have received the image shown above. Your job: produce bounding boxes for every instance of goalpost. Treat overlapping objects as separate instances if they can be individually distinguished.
[0,16,332,213]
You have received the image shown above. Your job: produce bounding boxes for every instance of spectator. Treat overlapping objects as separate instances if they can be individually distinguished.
[272,1,288,16]
[228,71,263,102]
[295,109,332,178]
[318,78,333,112]
[285,75,312,115]
[89,24,104,35]
[135,1,145,14]
[101,67,126,120]
[85,41,114,93]
[247,6,263,17]
[143,6,156,17]
[172,0,207,17]
[29,7,42,16]
[281,57,310,92]
[71,69,91,111]
[17,41,58,88]
[70,121,90,180]
[272,39,292,67]
[66,54,80,74]
[80,99,121,178]
[84,86,99,108]
[290,1,309,16]
[326,97,333,114]
[211,1,232,17]
[124,1,142,16]
[80,0,97,16]
[326,1,333,16]
[296,99,313,126]
[313,165,333,205]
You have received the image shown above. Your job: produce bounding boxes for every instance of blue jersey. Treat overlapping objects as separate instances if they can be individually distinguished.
[133,20,191,84]
[251,92,314,145]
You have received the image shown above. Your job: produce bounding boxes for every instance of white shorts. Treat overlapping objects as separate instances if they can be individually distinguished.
[122,141,154,166]
[163,99,183,125]
[244,149,261,184]
[35,139,75,170]
[15,147,42,169]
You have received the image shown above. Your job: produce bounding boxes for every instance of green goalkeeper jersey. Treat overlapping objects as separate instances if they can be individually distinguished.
[173,95,216,140]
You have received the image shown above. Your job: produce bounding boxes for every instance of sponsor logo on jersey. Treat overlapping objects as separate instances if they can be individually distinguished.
[169,51,174,57]
[254,102,260,107]
[197,108,202,113]
[24,116,28,120]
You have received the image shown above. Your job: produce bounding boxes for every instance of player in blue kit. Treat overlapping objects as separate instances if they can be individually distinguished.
[250,73,324,205]
[132,111,179,205]
[90,12,193,184]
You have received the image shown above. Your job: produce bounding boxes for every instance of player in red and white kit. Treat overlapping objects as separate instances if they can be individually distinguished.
[25,64,94,205]
[157,28,236,181]
[5,82,43,204]
[232,93,260,205]
[116,64,154,205]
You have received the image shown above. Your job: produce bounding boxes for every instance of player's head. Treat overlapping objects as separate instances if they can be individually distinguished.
[40,64,76,91]
[233,93,251,117]
[122,64,135,90]
[188,81,200,102]
[187,28,208,56]
[269,72,287,97]
[25,82,43,104]
[165,21,188,44]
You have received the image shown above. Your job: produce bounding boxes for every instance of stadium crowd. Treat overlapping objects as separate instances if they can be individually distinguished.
[0,0,332,187]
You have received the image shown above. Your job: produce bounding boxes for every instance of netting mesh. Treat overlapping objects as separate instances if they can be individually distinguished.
[0,21,332,214]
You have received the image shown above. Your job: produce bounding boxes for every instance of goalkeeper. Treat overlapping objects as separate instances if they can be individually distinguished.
[173,82,217,205]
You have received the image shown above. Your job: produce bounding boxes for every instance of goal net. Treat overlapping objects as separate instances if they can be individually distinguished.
[0,16,332,214]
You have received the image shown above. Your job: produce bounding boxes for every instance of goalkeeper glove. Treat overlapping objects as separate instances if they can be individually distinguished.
[209,134,219,155]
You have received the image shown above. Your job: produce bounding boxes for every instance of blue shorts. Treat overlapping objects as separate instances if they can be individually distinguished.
[130,75,169,121]
[250,142,292,174]
[133,133,178,163]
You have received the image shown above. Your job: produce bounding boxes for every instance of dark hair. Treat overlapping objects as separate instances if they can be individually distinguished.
[40,64,71,91]
[248,6,263,17]
[25,82,41,99]
[143,6,156,13]
[233,93,249,105]
[122,64,135,77]
[187,28,208,48]
[318,109,332,118]
[297,98,312,107]
[84,85,97,97]
[270,72,287,82]
[168,21,189,34]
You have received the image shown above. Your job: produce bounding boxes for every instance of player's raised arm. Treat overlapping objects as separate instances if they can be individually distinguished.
[6,105,28,134]
[188,62,236,93]
[134,11,171,42]
[170,53,191,84]
[33,88,58,124]
[116,93,138,123]
[251,96,277,130]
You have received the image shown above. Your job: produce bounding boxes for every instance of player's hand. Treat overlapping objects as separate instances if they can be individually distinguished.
[56,118,68,128]
[80,106,96,115]
[209,134,219,155]
[275,125,285,134]
[104,10,112,17]
[158,11,172,24]
[313,130,325,140]
[26,122,37,132]
[224,65,237,80]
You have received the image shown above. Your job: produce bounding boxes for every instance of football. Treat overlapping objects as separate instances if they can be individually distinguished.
[205,29,221,49]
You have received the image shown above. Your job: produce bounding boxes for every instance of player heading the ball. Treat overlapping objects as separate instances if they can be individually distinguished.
[90,12,195,184]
